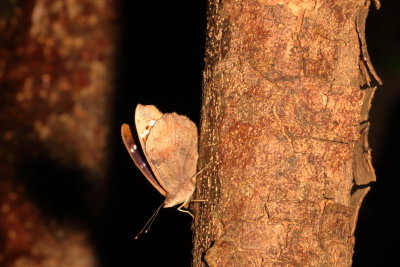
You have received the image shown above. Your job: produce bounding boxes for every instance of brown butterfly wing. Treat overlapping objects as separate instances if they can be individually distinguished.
[121,124,167,196]
[134,104,165,186]
[134,104,163,150]
[145,113,198,199]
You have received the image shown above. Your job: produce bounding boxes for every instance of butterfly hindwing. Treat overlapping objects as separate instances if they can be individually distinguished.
[145,112,198,193]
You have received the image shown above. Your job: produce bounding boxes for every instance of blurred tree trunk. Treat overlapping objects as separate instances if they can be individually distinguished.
[193,0,381,266]
[0,0,115,266]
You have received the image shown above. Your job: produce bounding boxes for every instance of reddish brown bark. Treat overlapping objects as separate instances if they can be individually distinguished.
[193,0,381,266]
[0,0,115,266]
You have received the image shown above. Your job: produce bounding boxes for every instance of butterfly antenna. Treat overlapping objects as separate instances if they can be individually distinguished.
[135,202,164,239]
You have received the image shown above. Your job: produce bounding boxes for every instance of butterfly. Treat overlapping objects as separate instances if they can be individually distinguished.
[121,104,200,218]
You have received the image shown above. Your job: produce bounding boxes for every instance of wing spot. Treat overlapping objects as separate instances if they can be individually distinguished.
[140,132,146,139]
[149,119,156,126]
[130,145,137,153]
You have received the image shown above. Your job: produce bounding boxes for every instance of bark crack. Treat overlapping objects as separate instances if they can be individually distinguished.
[272,102,295,153]
[307,136,350,145]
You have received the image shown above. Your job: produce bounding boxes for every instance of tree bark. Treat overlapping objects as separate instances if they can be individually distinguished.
[192,0,381,266]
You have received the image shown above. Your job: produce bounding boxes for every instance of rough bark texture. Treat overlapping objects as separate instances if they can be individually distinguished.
[192,0,381,266]
[0,0,115,266]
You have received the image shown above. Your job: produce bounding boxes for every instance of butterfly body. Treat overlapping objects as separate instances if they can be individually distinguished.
[121,104,198,211]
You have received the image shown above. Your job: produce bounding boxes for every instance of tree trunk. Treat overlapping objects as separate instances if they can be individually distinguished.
[192,0,381,266]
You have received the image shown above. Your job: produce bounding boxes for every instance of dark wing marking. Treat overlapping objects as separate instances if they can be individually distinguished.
[121,123,167,196]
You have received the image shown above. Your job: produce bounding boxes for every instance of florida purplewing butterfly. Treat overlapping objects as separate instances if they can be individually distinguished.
[121,104,199,219]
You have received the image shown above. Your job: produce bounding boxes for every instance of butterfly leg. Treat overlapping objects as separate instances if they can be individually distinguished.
[177,198,194,218]
[177,162,213,218]
[190,162,211,183]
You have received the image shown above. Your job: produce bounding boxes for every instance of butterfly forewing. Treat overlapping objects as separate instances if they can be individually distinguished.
[145,113,199,193]
[135,104,163,149]
[121,123,167,196]
[134,104,165,186]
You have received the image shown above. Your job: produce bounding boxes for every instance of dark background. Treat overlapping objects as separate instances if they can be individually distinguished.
[28,1,398,266]
[102,1,207,266]
[353,1,400,266]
